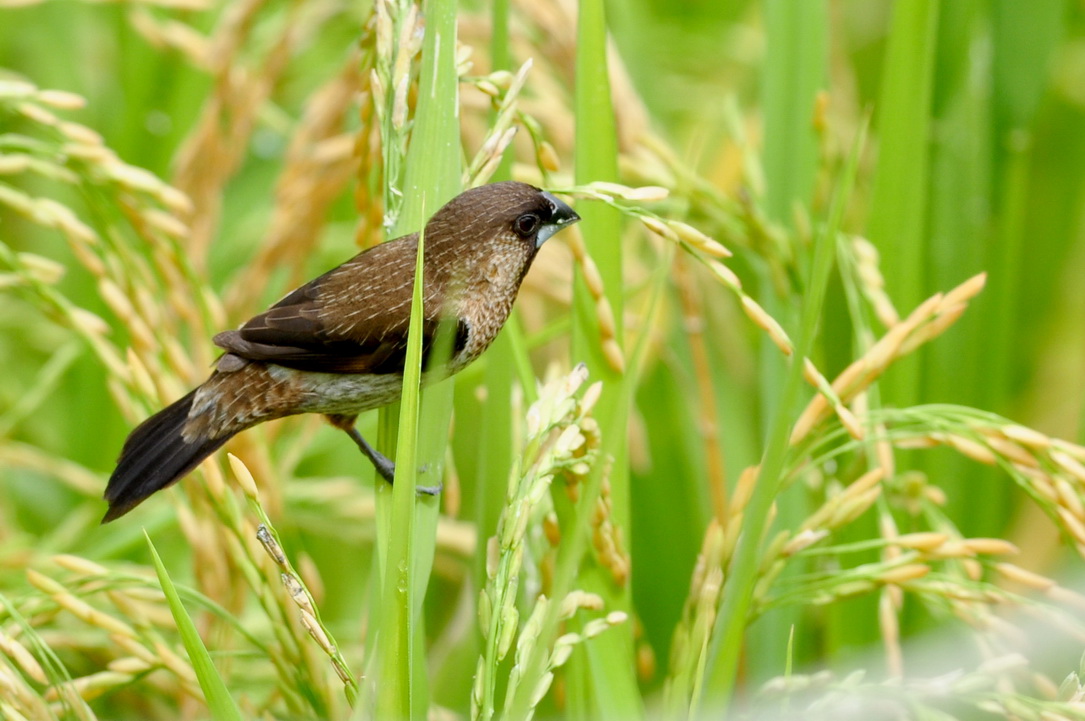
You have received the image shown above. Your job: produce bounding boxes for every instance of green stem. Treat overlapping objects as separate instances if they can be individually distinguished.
[701,121,868,712]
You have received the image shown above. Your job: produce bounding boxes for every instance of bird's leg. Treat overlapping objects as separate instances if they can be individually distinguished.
[326,414,441,495]
[344,426,397,483]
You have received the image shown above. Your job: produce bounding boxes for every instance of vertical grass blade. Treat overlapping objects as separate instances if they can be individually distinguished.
[396,0,463,225]
[761,0,826,224]
[866,0,939,408]
[372,0,462,716]
[916,1,992,539]
[985,0,1064,412]
[753,0,827,680]
[565,0,640,717]
[390,0,462,499]
[473,0,517,587]
[702,122,867,712]
[375,223,428,721]
[145,532,243,721]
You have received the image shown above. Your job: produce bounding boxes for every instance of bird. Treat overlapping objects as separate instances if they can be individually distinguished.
[102,181,580,522]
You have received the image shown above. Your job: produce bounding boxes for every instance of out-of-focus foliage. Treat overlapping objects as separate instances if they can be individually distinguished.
[2,1,1085,719]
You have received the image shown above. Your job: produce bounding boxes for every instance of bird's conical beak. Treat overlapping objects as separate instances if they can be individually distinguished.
[536,192,581,248]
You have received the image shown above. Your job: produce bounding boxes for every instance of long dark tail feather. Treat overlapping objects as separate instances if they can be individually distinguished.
[102,389,232,523]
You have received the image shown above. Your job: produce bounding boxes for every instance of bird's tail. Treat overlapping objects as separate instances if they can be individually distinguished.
[102,389,232,523]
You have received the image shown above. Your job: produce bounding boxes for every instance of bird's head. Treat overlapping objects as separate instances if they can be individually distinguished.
[423,182,580,261]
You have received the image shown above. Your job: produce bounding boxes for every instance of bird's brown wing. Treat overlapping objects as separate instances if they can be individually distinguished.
[214,237,448,375]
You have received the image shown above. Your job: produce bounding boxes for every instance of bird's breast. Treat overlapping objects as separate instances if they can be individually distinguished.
[453,290,515,366]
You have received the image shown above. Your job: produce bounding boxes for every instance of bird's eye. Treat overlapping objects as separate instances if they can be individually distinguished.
[514,213,539,238]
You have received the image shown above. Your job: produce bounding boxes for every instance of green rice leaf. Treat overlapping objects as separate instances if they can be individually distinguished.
[145,532,242,721]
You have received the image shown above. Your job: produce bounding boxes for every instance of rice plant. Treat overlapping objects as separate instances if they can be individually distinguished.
[2,1,1085,719]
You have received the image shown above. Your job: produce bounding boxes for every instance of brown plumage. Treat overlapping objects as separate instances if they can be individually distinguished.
[103,182,579,522]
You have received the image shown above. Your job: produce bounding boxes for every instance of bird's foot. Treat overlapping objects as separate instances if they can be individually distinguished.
[416,479,443,496]
[341,424,441,495]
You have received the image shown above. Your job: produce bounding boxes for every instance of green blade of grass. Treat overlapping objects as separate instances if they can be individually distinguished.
[563,0,640,717]
[396,4,463,225]
[702,120,868,713]
[145,532,243,721]
[866,0,939,409]
[916,1,991,543]
[753,0,827,681]
[372,0,462,716]
[397,0,462,628]
[761,0,826,225]
[472,0,517,588]
[984,0,1064,413]
[375,219,428,721]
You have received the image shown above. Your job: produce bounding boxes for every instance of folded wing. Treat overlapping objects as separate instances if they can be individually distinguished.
[214,235,464,375]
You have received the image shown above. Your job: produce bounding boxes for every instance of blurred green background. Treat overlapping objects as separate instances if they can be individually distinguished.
[3,0,1085,718]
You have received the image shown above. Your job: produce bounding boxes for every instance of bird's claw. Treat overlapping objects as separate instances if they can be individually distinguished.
[416,481,443,496]
[342,425,441,493]
[387,463,442,496]
[372,457,441,495]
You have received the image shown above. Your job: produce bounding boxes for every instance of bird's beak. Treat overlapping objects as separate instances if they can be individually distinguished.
[536,192,581,248]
